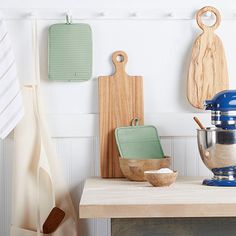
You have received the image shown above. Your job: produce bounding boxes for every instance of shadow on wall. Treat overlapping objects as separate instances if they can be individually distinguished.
[71,183,95,236]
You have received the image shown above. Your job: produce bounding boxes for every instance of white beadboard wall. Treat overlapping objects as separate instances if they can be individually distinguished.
[3,0,236,235]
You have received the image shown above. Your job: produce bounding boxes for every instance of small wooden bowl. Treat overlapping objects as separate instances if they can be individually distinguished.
[119,157,171,181]
[144,170,178,187]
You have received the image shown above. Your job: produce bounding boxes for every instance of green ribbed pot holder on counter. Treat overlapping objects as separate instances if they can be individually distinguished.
[115,118,164,160]
[48,22,92,81]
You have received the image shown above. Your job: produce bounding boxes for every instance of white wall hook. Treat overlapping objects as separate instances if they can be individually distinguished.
[65,11,72,24]
[203,11,212,18]
[27,12,36,18]
[131,12,139,17]
[168,12,175,18]
[98,12,106,17]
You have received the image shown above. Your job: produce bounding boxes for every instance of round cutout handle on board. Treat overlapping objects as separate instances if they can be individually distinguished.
[196,6,221,31]
[112,51,128,75]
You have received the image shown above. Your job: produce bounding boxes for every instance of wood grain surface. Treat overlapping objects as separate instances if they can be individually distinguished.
[99,51,144,178]
[80,177,236,218]
[144,170,178,187]
[187,6,228,109]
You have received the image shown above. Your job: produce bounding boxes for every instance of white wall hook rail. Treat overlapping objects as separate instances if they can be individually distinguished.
[0,8,235,21]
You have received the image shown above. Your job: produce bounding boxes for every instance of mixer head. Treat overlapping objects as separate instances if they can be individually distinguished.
[205,90,236,130]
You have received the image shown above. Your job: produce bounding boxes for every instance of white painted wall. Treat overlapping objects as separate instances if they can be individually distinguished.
[2,0,236,235]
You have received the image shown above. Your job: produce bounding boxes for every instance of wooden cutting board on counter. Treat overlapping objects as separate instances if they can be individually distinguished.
[99,51,144,178]
[187,6,228,109]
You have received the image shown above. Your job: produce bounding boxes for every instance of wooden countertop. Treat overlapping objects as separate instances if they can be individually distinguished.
[79,177,236,218]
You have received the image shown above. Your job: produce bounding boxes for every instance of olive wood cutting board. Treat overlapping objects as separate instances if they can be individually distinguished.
[187,6,228,109]
[99,51,144,178]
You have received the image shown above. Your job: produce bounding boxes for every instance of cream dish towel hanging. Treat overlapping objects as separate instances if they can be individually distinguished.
[11,18,79,236]
[0,20,24,139]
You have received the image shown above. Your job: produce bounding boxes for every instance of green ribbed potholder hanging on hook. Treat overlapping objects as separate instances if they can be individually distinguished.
[115,118,164,160]
[48,14,92,81]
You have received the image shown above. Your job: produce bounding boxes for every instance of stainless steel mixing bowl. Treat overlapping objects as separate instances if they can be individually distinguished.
[197,128,236,179]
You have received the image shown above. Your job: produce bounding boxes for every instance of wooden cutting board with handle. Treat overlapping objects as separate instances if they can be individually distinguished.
[187,6,229,109]
[99,51,144,178]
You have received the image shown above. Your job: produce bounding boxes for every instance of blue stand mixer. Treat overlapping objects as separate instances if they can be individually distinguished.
[197,90,236,186]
